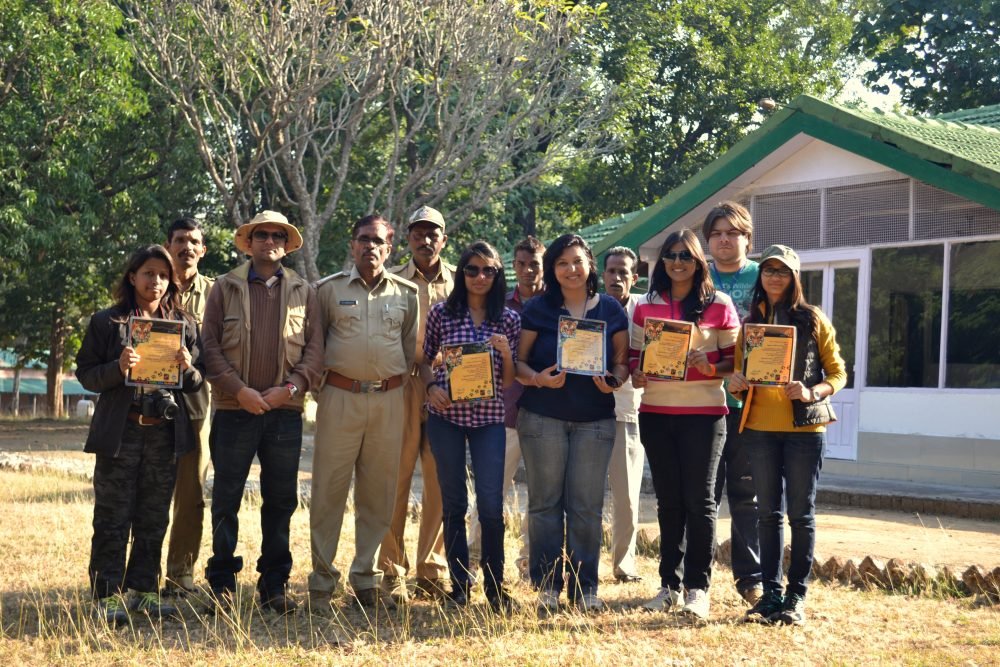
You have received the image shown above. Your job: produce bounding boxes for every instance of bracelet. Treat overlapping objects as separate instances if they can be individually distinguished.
[707,363,717,377]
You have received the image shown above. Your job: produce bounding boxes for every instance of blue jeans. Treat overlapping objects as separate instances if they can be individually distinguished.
[744,429,825,598]
[517,409,615,600]
[205,409,302,597]
[714,408,762,592]
[426,415,506,594]
[639,412,725,591]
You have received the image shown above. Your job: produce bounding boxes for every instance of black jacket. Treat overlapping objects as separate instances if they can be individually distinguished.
[75,304,205,457]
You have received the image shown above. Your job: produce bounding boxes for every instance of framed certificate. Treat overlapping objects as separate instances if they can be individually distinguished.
[556,316,606,376]
[443,342,495,402]
[743,323,796,386]
[126,316,185,389]
[640,317,693,381]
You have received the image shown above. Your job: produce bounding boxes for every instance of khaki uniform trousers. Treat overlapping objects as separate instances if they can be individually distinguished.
[165,416,211,587]
[378,374,448,582]
[309,384,405,594]
[608,420,645,578]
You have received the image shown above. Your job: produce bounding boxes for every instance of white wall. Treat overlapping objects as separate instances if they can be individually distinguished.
[859,390,1000,439]
[752,139,891,187]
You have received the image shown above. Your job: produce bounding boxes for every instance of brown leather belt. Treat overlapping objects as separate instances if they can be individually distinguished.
[127,409,164,426]
[325,371,404,394]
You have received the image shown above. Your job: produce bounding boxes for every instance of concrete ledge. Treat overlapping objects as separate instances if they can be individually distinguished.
[817,473,1000,521]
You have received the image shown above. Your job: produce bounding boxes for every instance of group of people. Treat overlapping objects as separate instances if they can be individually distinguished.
[75,200,844,628]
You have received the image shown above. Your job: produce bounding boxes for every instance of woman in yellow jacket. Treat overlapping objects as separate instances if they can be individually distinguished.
[728,245,845,627]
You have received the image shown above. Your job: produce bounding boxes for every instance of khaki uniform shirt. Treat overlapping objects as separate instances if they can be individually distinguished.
[316,266,419,381]
[390,259,455,369]
[178,272,214,419]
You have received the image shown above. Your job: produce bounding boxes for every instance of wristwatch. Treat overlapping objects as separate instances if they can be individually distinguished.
[284,382,299,398]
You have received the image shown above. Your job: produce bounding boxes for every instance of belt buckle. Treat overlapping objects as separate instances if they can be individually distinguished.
[360,380,385,393]
[138,414,156,426]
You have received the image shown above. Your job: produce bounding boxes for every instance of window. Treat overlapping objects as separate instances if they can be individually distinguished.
[946,240,1000,388]
[867,246,943,387]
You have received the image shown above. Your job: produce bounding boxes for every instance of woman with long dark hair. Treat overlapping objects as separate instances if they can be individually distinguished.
[515,233,629,614]
[629,228,740,621]
[75,245,204,624]
[728,245,845,626]
[422,241,520,612]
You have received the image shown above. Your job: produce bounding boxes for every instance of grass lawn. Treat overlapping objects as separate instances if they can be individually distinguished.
[1,469,997,665]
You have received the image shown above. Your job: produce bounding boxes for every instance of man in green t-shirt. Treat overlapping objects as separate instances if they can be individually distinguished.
[703,201,762,605]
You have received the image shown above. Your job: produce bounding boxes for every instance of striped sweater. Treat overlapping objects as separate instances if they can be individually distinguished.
[629,291,739,415]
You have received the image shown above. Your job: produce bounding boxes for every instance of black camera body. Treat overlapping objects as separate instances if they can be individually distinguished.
[139,388,179,421]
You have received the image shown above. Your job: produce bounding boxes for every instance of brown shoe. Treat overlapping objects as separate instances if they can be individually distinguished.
[414,578,446,600]
[739,586,764,606]
[260,591,298,615]
[354,587,397,610]
[308,590,333,614]
[382,577,410,605]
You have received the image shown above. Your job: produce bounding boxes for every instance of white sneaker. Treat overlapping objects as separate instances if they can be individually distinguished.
[536,589,560,617]
[642,587,682,612]
[576,593,606,613]
[680,588,710,620]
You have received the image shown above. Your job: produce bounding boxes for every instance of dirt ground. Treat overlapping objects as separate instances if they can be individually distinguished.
[2,419,999,571]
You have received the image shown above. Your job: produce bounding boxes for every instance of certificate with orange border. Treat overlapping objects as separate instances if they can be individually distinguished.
[443,342,495,402]
[640,317,693,381]
[556,316,606,376]
[126,316,185,389]
[743,323,795,386]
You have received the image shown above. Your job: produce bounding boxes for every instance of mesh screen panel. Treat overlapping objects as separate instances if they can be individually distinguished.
[825,179,909,247]
[753,189,820,250]
[914,182,1000,240]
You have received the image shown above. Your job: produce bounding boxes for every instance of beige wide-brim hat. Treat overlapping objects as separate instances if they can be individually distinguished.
[234,210,304,255]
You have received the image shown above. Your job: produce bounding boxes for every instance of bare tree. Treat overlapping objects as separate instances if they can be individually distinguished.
[125,0,614,281]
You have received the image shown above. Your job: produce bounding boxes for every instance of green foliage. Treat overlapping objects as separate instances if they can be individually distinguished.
[851,1,1000,113]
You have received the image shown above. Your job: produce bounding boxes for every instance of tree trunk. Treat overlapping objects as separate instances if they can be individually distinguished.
[46,308,66,418]
[12,366,21,417]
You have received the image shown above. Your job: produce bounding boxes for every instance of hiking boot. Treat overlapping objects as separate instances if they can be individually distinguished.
[536,589,560,618]
[308,590,333,614]
[776,593,806,626]
[743,589,783,624]
[680,588,710,621]
[642,587,682,612]
[414,577,447,601]
[210,587,237,616]
[486,587,515,616]
[739,585,764,606]
[131,591,180,621]
[382,576,410,606]
[260,589,298,615]
[445,583,470,608]
[96,595,129,625]
[354,587,397,611]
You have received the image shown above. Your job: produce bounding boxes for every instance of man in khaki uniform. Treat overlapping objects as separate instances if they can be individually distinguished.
[309,214,419,610]
[379,205,453,600]
[163,217,214,594]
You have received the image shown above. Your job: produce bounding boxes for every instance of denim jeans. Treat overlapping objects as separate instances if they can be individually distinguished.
[743,428,825,597]
[205,408,302,597]
[714,408,762,592]
[426,414,506,594]
[639,412,725,592]
[517,409,615,600]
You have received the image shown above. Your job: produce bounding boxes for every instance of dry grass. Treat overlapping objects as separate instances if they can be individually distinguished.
[1,469,998,666]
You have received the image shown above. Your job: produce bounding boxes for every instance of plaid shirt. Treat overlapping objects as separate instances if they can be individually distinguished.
[424,301,521,428]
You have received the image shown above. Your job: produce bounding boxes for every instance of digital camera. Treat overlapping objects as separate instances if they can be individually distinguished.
[139,389,179,420]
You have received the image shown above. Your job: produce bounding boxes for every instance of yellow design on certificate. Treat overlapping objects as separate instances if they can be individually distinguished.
[743,323,796,386]
[640,317,693,381]
[444,342,496,403]
[126,316,185,389]
[557,316,606,376]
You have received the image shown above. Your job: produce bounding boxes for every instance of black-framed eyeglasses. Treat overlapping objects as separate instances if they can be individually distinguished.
[761,266,793,278]
[463,265,499,279]
[252,230,288,242]
[661,250,695,263]
[353,235,388,247]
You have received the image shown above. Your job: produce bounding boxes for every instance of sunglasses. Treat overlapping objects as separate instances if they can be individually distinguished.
[661,250,695,263]
[252,230,288,242]
[761,266,793,278]
[463,265,499,279]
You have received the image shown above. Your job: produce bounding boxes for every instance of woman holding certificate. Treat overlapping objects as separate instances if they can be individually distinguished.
[629,229,740,621]
[515,233,630,615]
[423,241,520,613]
[75,245,204,625]
[727,245,845,627]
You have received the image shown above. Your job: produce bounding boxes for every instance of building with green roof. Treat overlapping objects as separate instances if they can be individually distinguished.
[573,94,1000,488]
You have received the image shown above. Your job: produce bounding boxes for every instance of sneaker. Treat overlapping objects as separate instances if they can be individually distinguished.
[486,587,515,616]
[680,588,710,621]
[776,593,806,626]
[131,591,180,620]
[739,585,764,606]
[536,589,560,618]
[382,576,410,606]
[743,589,783,624]
[615,573,643,583]
[260,589,298,615]
[575,593,606,613]
[642,587,682,612]
[445,583,470,608]
[96,595,129,625]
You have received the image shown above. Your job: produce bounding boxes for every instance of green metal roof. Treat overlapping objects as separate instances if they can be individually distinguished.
[0,377,93,395]
[585,94,1000,258]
